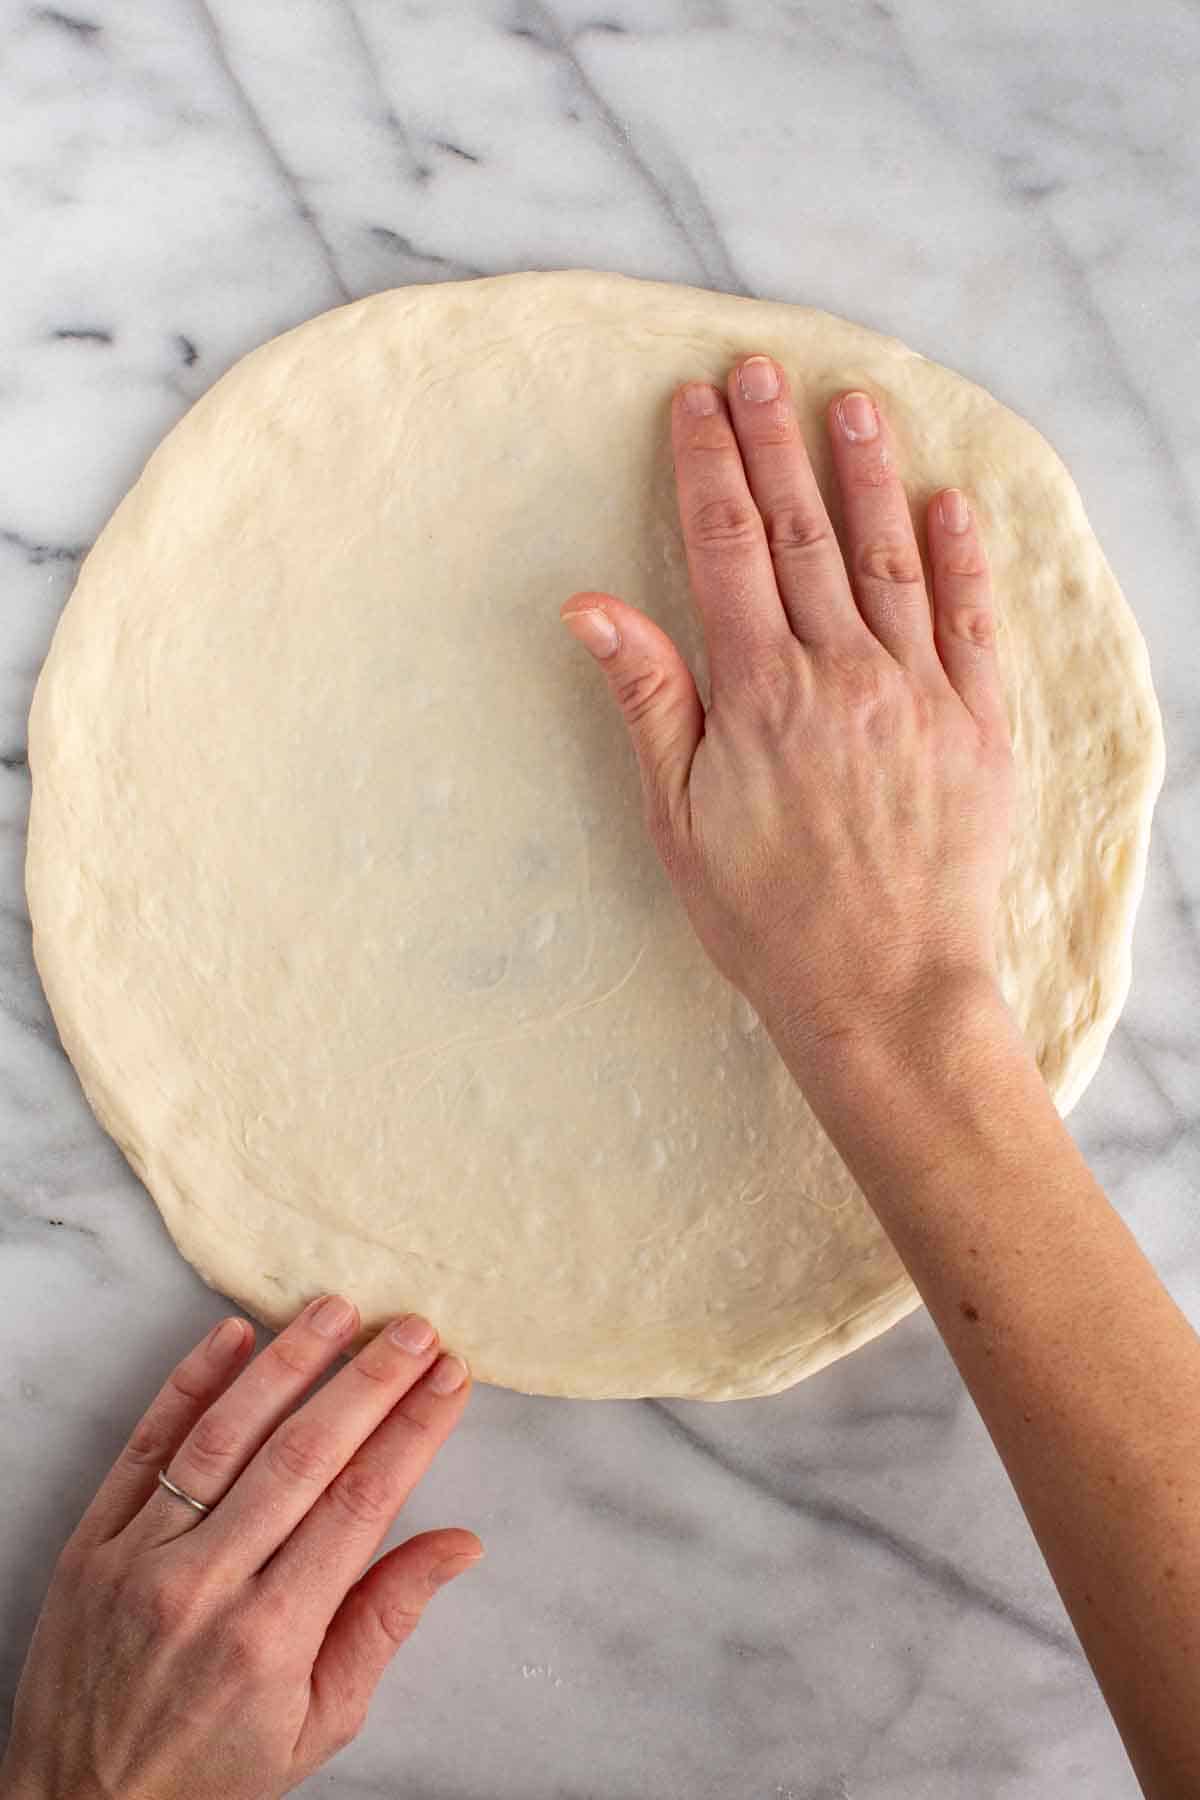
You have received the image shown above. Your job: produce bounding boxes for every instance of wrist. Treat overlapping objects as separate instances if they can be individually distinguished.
[765,963,1014,1087]
[767,964,1038,1168]
[770,964,1064,1223]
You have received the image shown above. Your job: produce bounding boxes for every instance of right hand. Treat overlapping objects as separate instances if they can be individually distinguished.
[0,1298,479,1800]
[561,360,1014,1064]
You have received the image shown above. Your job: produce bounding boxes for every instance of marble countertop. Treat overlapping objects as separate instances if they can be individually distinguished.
[2,3,1198,1795]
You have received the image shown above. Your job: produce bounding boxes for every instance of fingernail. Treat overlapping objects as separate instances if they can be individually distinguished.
[681,382,718,417]
[939,488,970,534]
[837,391,878,442]
[429,1352,469,1395]
[737,357,780,404]
[431,1551,484,1588]
[562,608,620,661]
[387,1313,437,1354]
[208,1316,248,1359]
[310,1294,357,1338]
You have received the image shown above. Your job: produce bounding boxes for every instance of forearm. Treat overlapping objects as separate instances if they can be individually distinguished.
[774,981,1200,1799]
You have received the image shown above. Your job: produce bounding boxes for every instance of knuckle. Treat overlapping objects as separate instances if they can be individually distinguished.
[847,449,897,489]
[743,417,796,450]
[940,604,996,648]
[762,506,833,556]
[939,548,989,581]
[252,1581,294,1635]
[348,1350,394,1387]
[856,540,925,588]
[125,1417,171,1468]
[680,424,733,456]
[737,644,802,722]
[688,493,761,549]
[85,1541,122,1591]
[268,1415,334,1486]
[386,1407,435,1456]
[168,1368,211,1406]
[54,1537,90,1585]
[825,650,889,714]
[266,1333,318,1377]
[378,1600,425,1649]
[138,1566,203,1639]
[328,1460,396,1527]
[613,662,668,726]
[216,1613,273,1680]
[185,1410,243,1472]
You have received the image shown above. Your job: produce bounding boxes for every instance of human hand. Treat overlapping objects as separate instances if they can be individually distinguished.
[0,1300,478,1800]
[561,360,1014,1069]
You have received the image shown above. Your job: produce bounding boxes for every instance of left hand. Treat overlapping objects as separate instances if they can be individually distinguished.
[0,1297,479,1800]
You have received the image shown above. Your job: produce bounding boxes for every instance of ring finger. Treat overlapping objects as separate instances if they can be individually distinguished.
[70,1314,255,1548]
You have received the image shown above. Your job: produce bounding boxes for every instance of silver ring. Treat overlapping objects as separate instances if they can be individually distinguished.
[157,1469,212,1516]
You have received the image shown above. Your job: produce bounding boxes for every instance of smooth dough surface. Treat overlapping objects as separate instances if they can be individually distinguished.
[27,271,1164,1398]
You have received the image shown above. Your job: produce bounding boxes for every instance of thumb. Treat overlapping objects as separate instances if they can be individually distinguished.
[301,1529,483,1763]
[560,592,704,834]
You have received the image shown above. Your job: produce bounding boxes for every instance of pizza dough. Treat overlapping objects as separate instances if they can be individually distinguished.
[26,271,1164,1399]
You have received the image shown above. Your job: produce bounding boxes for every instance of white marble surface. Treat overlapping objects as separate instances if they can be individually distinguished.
[1,1,1198,1794]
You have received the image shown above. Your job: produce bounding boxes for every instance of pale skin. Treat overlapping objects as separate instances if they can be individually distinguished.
[1,361,1196,1800]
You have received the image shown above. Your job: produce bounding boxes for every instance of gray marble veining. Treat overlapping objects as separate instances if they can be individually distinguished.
[2,2,1198,1794]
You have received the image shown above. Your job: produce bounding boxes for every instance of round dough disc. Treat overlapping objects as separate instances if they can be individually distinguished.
[27,272,1163,1399]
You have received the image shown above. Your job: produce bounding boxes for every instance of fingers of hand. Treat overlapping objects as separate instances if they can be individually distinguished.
[133,1294,363,1548]
[723,358,860,649]
[260,1352,474,1621]
[200,1315,463,1575]
[65,1311,472,1798]
[926,489,1008,734]
[73,1315,254,1547]
[298,1530,483,1767]
[828,390,939,674]
[561,591,704,838]
[670,381,791,679]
